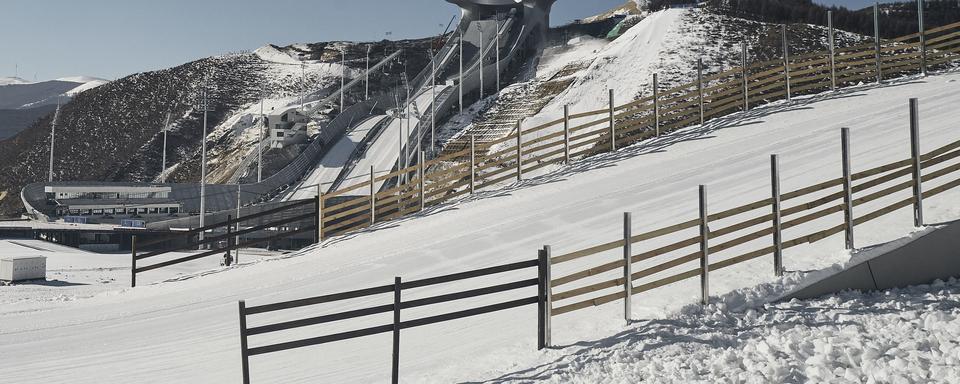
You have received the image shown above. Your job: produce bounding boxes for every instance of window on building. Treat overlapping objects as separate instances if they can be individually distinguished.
[276,131,285,138]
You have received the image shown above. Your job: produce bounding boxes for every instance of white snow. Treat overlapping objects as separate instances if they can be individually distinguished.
[1,67,959,383]
[289,115,390,198]
[254,45,302,65]
[0,77,31,86]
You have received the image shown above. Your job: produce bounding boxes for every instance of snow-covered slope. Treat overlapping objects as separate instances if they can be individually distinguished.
[1,66,958,383]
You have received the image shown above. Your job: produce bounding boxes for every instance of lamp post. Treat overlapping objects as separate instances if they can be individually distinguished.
[161,112,171,183]
[199,84,209,244]
[47,97,61,183]
[366,45,372,99]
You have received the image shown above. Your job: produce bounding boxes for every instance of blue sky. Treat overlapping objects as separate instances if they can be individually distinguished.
[2,0,893,81]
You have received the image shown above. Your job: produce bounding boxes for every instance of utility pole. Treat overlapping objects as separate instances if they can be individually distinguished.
[341,48,346,112]
[300,63,306,112]
[161,112,171,183]
[47,97,62,183]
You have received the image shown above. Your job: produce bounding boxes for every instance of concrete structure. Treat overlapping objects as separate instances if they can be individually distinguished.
[43,185,181,222]
[785,220,960,300]
[1,256,46,282]
[266,107,309,149]
[447,0,556,48]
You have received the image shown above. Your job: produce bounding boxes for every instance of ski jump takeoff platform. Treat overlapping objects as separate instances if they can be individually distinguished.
[786,220,960,300]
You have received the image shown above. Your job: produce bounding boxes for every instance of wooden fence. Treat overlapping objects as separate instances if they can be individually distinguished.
[315,18,960,240]
[541,99,960,338]
[238,257,547,384]
[131,197,320,287]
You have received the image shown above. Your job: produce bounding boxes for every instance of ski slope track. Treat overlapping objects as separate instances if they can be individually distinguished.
[2,65,960,382]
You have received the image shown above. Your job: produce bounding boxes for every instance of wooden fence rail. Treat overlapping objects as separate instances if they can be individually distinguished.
[314,19,960,239]
[543,100,960,343]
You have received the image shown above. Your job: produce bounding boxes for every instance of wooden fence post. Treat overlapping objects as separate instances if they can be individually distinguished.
[782,24,792,101]
[537,247,547,350]
[609,89,617,151]
[392,276,402,384]
[370,166,377,224]
[419,151,425,212]
[918,0,927,76]
[131,235,137,288]
[874,3,882,83]
[238,300,251,384]
[653,73,660,137]
[470,134,476,194]
[828,11,837,91]
[564,105,571,163]
[516,120,523,181]
[771,155,784,277]
[909,98,924,227]
[697,58,705,126]
[741,41,749,112]
[543,245,552,348]
[841,128,855,250]
[699,185,710,305]
[318,186,325,241]
[623,212,632,322]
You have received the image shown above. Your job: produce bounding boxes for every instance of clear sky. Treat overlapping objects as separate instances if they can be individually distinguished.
[2,0,627,81]
[1,0,900,82]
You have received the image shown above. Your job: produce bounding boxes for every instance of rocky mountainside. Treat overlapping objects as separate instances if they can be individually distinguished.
[0,38,434,218]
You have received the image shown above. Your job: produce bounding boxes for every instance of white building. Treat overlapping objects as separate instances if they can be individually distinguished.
[44,185,181,220]
[267,107,310,149]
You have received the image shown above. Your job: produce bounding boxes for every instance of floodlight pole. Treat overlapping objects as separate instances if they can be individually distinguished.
[48,98,62,183]
[258,97,264,183]
[366,45,372,99]
[199,86,209,244]
[161,112,171,183]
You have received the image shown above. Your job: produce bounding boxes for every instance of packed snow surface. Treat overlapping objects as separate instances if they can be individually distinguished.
[1,65,959,383]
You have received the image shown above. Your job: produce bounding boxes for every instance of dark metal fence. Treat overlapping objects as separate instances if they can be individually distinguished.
[237,256,548,384]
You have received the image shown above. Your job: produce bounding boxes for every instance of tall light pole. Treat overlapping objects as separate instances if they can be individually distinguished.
[258,96,264,183]
[199,84,209,243]
[340,48,346,112]
[495,14,501,94]
[459,30,464,113]
[478,23,484,100]
[430,49,437,155]
[300,62,306,112]
[47,97,62,183]
[160,112,171,183]
[365,45,372,99]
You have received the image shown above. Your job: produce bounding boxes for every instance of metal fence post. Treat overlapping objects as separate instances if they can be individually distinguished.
[470,135,476,194]
[543,245,552,348]
[841,128,855,250]
[699,185,710,305]
[238,300,251,384]
[783,24,792,101]
[623,212,632,322]
[392,276,402,384]
[874,3,882,83]
[909,98,924,227]
[225,214,233,266]
[314,192,322,243]
[918,0,927,76]
[609,89,617,151]
[419,151,425,211]
[564,105,571,162]
[771,155,784,276]
[370,166,377,224]
[741,41,750,111]
[516,120,523,181]
[697,58,705,126]
[653,73,660,137]
[828,11,837,91]
[131,235,137,288]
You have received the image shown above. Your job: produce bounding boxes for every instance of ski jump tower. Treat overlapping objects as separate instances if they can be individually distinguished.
[446,0,556,49]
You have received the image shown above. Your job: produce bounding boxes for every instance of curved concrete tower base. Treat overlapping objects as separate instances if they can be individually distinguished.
[447,0,556,49]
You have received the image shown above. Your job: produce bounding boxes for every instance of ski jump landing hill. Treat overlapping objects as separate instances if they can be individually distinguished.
[20,0,557,228]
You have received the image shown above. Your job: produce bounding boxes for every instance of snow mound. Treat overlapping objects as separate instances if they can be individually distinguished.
[0,77,31,86]
[254,45,301,65]
[510,278,960,383]
[55,76,107,84]
[65,78,109,96]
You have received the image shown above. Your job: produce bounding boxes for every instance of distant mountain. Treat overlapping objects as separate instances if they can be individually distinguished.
[0,76,108,142]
